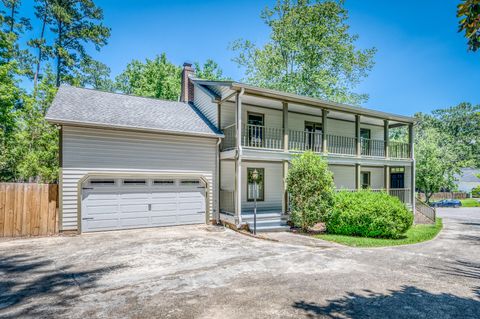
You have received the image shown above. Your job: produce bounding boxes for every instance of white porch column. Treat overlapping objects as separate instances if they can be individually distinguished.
[409,123,415,211]
[384,120,390,158]
[235,91,243,224]
[322,109,328,154]
[282,102,289,214]
[384,165,390,192]
[355,163,361,190]
[355,115,361,157]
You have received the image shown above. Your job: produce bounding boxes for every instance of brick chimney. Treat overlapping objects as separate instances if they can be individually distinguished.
[180,62,195,103]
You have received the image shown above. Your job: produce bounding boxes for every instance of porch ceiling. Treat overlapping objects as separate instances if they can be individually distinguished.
[195,81,412,126]
[223,93,405,127]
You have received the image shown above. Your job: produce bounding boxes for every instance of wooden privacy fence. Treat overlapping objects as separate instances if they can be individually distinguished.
[418,192,468,201]
[0,183,58,237]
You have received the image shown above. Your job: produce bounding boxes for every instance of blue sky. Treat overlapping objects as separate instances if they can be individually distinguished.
[19,0,480,116]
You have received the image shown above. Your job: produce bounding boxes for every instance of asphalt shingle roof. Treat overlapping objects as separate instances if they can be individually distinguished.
[46,85,221,137]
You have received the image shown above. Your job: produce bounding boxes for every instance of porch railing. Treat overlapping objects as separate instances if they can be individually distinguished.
[288,129,323,152]
[361,138,386,157]
[220,124,411,159]
[242,124,284,150]
[389,141,410,159]
[222,124,236,151]
[415,197,436,222]
[220,190,235,215]
[327,134,356,155]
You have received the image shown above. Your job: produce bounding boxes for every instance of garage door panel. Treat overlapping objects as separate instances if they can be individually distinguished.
[84,219,119,230]
[119,204,149,213]
[82,177,206,232]
[150,215,177,225]
[177,214,205,224]
[120,217,150,227]
[84,205,118,215]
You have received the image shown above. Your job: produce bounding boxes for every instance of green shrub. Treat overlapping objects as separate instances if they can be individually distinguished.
[286,151,335,230]
[472,186,480,198]
[326,190,413,238]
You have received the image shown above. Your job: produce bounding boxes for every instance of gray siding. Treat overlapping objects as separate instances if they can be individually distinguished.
[220,160,283,211]
[194,85,218,126]
[61,126,217,231]
[329,165,356,189]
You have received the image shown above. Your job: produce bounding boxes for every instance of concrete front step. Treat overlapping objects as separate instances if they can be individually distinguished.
[242,213,288,221]
[246,219,290,233]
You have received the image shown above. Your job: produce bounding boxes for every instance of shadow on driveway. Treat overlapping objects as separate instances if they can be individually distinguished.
[292,285,480,319]
[0,253,125,318]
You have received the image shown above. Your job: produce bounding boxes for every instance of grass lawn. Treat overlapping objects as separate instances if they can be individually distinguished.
[460,198,480,207]
[315,218,443,247]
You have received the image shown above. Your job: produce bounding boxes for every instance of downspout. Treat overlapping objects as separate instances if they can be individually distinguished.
[235,88,245,225]
[216,137,221,224]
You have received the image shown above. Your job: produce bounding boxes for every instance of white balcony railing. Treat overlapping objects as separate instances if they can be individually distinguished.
[220,124,411,159]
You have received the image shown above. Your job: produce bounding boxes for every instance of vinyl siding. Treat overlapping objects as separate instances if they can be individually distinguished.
[61,126,217,231]
[220,160,283,211]
[194,85,218,126]
[329,165,356,189]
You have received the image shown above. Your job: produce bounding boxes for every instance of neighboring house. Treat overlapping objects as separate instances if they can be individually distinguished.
[455,168,480,194]
[46,63,415,233]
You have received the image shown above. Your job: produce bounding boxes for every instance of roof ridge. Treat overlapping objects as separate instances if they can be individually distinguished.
[60,84,187,105]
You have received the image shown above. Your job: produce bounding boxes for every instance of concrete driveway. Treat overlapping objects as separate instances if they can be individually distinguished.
[0,208,479,319]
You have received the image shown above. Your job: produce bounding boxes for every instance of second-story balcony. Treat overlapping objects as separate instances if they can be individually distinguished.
[222,124,411,159]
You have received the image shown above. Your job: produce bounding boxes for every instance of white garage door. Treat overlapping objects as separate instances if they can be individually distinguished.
[81,177,206,232]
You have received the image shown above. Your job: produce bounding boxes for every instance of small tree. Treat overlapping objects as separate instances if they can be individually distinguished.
[286,151,334,230]
[415,128,458,203]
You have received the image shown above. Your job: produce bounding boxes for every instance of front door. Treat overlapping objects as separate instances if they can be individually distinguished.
[390,173,405,189]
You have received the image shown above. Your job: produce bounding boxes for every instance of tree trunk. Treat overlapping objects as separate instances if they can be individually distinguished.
[9,1,15,33]
[55,21,63,87]
[34,11,48,89]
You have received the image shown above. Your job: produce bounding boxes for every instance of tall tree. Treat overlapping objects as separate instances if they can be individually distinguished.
[230,0,376,105]
[47,0,110,86]
[458,0,480,52]
[76,56,113,91]
[29,0,52,87]
[0,13,26,180]
[8,66,59,182]
[115,53,181,100]
[194,59,230,80]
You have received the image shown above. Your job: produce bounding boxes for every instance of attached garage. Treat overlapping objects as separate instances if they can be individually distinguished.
[81,177,206,232]
[46,86,222,232]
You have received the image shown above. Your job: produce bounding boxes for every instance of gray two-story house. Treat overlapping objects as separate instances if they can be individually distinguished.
[46,63,415,233]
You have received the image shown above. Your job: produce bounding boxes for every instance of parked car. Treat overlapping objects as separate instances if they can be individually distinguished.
[430,199,462,208]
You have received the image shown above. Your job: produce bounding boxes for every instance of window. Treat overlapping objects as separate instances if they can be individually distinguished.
[153,180,175,185]
[247,168,265,201]
[360,171,370,189]
[390,167,405,173]
[181,180,200,185]
[360,128,371,139]
[89,179,115,186]
[247,113,264,147]
[122,179,146,186]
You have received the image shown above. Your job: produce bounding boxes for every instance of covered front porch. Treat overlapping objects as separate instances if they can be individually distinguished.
[219,159,414,228]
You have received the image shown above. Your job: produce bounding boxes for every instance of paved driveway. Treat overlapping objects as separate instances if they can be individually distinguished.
[0,208,479,318]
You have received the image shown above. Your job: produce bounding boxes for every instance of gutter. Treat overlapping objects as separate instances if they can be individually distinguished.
[45,118,224,139]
